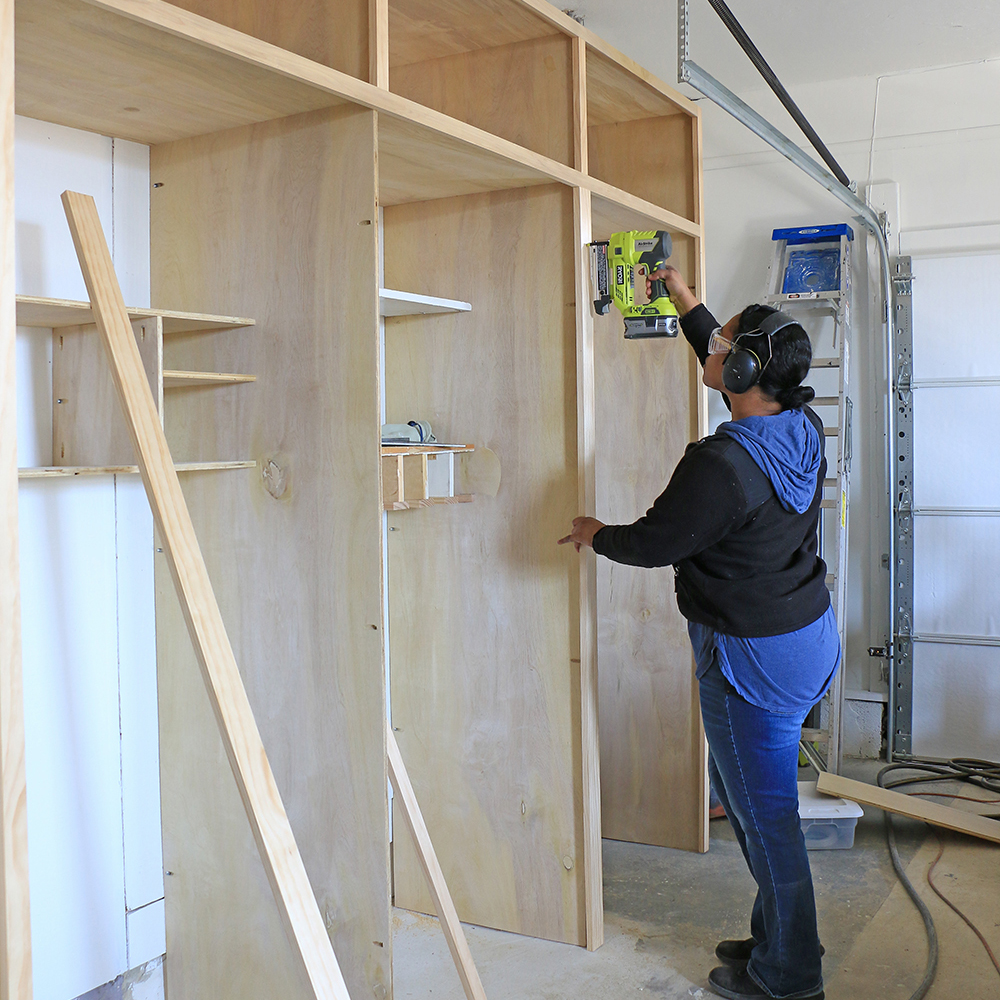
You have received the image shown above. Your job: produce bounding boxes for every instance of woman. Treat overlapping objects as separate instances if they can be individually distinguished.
[559,265,839,1000]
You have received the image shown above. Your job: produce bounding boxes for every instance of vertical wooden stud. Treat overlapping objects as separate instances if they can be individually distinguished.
[369,0,389,89]
[61,190,351,1000]
[386,726,487,1000]
[0,0,33,992]
[573,185,602,949]
[572,37,588,174]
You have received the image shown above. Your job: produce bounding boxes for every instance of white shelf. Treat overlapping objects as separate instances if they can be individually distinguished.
[379,289,472,317]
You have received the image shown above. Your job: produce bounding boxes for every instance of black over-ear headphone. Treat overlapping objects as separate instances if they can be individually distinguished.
[722,310,798,394]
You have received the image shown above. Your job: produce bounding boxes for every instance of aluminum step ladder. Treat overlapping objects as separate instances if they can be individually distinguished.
[765,224,854,774]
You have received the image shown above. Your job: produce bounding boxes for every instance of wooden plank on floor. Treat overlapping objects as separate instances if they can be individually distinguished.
[0,0,33,992]
[61,189,351,1000]
[816,772,1000,844]
[387,726,487,1000]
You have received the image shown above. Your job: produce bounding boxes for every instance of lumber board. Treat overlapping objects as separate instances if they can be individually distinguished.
[369,0,388,87]
[386,726,487,1000]
[0,0,33,991]
[573,186,602,948]
[390,35,574,167]
[593,196,705,852]
[816,773,1000,844]
[151,105,388,1000]
[384,184,588,945]
[62,189,354,1000]
[571,36,587,174]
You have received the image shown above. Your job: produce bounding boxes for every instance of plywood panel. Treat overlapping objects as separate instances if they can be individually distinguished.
[150,105,388,1000]
[588,115,695,221]
[586,47,686,127]
[0,0,33,989]
[592,201,705,851]
[166,0,369,79]
[389,0,558,67]
[376,113,552,205]
[51,318,160,467]
[391,35,574,166]
[384,184,587,945]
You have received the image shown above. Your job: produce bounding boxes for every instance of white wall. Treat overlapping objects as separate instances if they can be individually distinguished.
[15,116,164,1000]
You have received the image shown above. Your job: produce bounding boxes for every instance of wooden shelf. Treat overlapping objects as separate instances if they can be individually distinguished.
[18,461,257,479]
[385,495,474,510]
[381,444,474,510]
[380,443,474,454]
[380,289,472,316]
[163,371,257,388]
[15,295,254,334]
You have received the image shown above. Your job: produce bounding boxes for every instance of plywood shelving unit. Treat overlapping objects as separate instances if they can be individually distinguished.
[2,0,706,997]
[14,294,256,476]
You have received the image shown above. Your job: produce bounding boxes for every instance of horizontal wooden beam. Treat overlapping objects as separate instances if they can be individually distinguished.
[61,189,351,1000]
[816,772,1000,845]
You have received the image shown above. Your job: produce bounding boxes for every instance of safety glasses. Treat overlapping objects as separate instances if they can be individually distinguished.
[707,329,734,355]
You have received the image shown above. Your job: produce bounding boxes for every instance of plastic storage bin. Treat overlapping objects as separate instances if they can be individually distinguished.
[798,780,864,850]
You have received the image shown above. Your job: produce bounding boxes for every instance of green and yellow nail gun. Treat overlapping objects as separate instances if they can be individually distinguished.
[589,230,679,338]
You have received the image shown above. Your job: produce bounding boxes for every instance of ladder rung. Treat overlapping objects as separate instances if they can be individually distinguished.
[825,574,835,588]
[823,427,838,437]
[810,358,840,368]
[812,396,839,407]
[823,478,836,488]
[820,499,837,509]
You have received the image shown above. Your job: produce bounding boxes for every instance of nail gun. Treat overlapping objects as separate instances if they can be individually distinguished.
[589,230,679,339]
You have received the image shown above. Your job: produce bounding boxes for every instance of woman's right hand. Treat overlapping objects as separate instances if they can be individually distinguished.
[646,265,699,315]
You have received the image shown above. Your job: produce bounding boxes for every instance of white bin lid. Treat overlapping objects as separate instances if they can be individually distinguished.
[798,780,864,819]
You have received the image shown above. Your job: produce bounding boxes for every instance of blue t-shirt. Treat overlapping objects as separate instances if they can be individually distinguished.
[689,607,841,715]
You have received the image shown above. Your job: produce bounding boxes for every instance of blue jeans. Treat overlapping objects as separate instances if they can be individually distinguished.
[699,657,823,998]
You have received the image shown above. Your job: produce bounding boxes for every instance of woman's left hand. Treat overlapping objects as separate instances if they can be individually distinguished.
[558,516,605,551]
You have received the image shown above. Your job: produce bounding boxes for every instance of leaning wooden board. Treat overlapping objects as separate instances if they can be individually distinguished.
[816,772,1000,845]
[61,189,352,1000]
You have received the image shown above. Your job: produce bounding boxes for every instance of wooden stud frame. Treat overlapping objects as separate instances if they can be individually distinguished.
[61,190,352,1000]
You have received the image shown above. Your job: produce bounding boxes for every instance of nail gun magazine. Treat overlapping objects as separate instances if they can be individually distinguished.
[589,230,679,339]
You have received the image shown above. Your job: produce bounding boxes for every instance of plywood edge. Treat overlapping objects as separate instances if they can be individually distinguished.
[162,371,256,388]
[19,461,257,478]
[816,772,1000,845]
[16,295,255,333]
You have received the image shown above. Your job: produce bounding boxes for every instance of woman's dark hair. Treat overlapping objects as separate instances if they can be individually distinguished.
[737,304,815,410]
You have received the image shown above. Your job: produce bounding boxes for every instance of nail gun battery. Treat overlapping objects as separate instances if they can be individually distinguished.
[624,315,680,339]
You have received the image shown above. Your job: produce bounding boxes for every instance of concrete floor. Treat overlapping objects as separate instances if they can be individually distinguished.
[392,761,1000,1000]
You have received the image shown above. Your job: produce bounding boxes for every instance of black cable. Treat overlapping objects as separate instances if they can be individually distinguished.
[875,756,1000,999]
[877,764,939,1000]
[704,0,853,189]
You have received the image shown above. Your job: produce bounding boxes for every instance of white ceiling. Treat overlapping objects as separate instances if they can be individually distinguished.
[575,0,1000,95]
